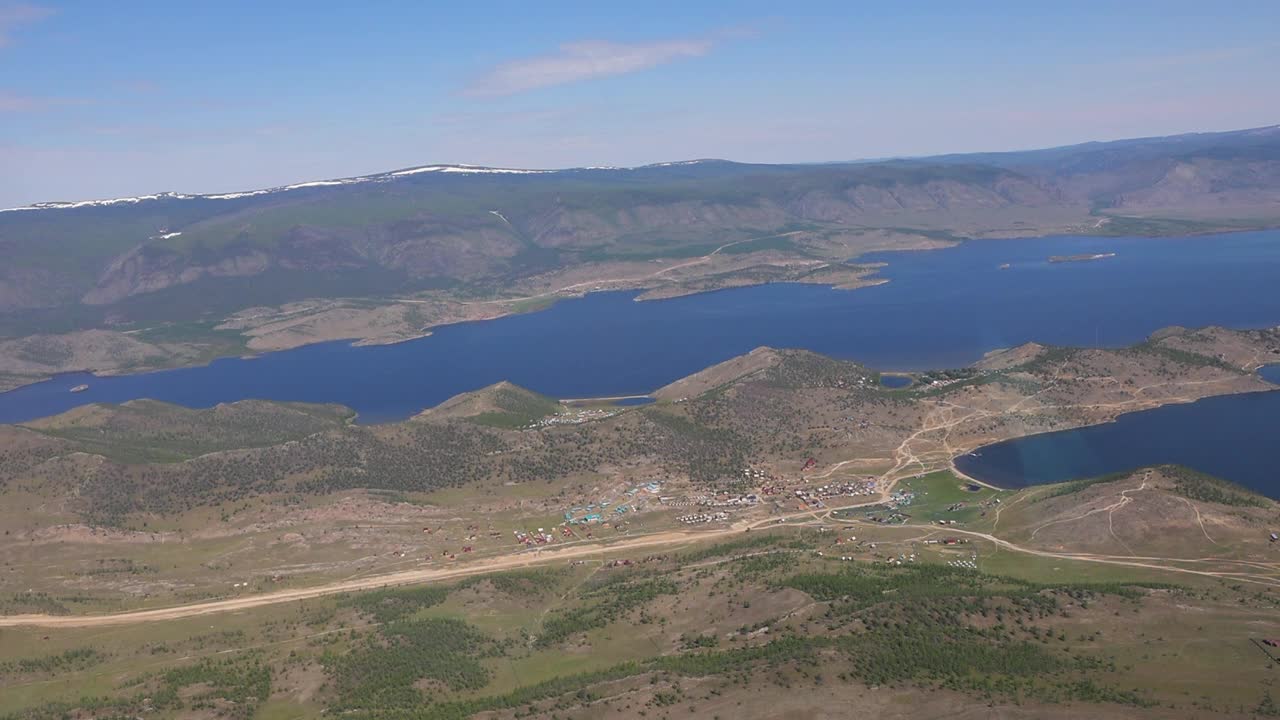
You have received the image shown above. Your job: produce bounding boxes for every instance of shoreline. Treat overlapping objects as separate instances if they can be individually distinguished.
[0,270,886,397]
[1,227,1277,399]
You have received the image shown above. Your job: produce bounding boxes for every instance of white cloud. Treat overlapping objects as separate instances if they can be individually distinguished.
[0,2,52,48]
[466,37,715,97]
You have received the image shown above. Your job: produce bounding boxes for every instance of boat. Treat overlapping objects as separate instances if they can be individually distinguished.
[69,384,89,393]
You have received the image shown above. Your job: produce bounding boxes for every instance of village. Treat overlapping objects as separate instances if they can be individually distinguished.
[284,455,1006,589]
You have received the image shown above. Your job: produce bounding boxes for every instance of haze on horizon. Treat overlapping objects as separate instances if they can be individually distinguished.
[1,0,1279,207]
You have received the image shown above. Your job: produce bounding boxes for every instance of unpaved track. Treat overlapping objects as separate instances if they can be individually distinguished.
[0,529,710,628]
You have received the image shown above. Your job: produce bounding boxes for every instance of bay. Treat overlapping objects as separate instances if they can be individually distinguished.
[954,365,1280,497]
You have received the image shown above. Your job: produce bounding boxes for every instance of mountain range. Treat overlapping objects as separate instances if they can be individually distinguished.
[1,124,1278,339]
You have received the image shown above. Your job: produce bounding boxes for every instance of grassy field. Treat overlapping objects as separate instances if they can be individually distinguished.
[896,470,1016,525]
[3,524,1278,720]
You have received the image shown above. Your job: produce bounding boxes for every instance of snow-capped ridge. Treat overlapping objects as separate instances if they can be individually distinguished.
[0,161,716,213]
[390,165,553,177]
[8,191,193,212]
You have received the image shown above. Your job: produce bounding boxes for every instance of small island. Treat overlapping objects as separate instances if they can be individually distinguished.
[1048,252,1116,264]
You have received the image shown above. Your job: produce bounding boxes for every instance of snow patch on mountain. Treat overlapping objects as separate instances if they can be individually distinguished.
[391,165,553,176]
[0,161,716,213]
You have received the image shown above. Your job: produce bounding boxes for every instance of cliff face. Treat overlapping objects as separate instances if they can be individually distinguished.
[1107,157,1280,214]
[84,246,273,305]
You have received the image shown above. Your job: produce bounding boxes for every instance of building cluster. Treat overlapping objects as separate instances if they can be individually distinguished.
[531,407,620,427]
[660,491,755,509]
[885,489,916,509]
[514,529,557,547]
[790,480,876,506]
[565,481,663,523]
[677,511,730,525]
[741,467,780,483]
[700,492,760,508]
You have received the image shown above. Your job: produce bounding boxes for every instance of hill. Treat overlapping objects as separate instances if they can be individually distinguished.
[21,399,353,462]
[651,346,784,400]
[413,381,563,428]
[991,466,1278,560]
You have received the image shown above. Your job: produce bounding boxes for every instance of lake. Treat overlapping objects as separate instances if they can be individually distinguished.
[954,365,1280,498]
[1,230,1279,425]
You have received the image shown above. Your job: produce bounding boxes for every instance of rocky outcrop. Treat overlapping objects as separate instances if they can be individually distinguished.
[83,245,272,305]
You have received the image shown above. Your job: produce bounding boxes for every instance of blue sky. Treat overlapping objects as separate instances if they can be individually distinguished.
[1,0,1278,206]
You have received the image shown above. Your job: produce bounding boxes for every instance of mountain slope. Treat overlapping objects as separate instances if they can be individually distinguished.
[0,159,1058,312]
[923,124,1280,213]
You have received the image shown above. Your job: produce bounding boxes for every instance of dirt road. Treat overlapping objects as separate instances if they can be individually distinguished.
[6,481,1274,629]
[0,529,720,628]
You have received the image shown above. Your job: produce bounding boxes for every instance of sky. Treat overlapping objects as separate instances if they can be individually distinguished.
[1,0,1278,207]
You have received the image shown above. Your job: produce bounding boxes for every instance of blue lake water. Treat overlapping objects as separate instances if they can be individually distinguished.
[1,231,1279,425]
[954,365,1280,498]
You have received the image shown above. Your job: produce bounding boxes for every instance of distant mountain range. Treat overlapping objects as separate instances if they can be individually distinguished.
[1,125,1278,333]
